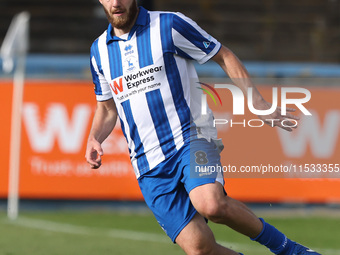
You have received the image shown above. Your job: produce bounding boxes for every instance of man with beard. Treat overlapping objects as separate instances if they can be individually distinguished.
[86,0,321,254]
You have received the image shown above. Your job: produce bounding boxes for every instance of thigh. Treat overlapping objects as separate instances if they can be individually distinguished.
[189,181,226,215]
[137,148,197,243]
[189,181,262,238]
[175,213,215,253]
[176,213,240,255]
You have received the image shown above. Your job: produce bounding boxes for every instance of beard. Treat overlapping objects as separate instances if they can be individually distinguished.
[104,0,138,30]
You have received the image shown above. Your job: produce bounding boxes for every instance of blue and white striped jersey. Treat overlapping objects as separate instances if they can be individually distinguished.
[90,7,221,178]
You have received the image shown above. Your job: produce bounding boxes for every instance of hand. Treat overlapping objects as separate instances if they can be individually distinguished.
[85,138,104,169]
[255,99,300,132]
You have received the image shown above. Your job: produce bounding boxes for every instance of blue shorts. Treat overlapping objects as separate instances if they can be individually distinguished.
[137,138,224,242]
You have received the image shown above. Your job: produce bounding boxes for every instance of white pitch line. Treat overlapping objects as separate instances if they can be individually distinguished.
[3,217,169,243]
[3,217,340,254]
[4,216,94,235]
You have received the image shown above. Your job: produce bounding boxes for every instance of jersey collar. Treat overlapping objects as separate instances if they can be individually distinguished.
[106,7,148,43]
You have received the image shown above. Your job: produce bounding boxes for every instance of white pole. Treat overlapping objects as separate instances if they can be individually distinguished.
[1,12,30,220]
[7,54,26,220]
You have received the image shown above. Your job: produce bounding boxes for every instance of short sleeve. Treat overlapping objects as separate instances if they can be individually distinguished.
[172,13,221,64]
[90,40,113,102]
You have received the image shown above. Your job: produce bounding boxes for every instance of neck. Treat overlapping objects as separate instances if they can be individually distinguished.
[113,8,139,37]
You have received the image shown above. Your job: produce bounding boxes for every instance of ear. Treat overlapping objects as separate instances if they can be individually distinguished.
[99,0,103,4]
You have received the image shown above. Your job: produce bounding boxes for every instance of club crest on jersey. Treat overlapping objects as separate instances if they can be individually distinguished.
[124,56,138,73]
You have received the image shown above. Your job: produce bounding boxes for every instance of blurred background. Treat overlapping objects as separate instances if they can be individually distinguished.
[0,0,339,61]
[0,1,340,255]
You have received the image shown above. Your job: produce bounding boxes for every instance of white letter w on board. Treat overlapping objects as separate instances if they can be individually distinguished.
[22,103,91,153]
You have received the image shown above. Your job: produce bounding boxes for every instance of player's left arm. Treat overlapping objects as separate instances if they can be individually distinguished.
[211,45,299,132]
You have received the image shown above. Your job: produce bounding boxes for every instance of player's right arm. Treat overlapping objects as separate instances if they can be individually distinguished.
[85,98,118,169]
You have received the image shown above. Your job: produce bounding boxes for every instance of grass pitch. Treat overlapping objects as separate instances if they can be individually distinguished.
[0,210,339,255]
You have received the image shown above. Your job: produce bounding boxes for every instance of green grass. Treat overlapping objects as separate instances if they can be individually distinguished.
[0,211,339,255]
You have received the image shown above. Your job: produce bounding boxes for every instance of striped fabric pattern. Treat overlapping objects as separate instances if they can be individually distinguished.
[90,7,221,178]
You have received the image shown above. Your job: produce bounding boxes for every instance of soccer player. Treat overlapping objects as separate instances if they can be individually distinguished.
[85,0,321,254]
